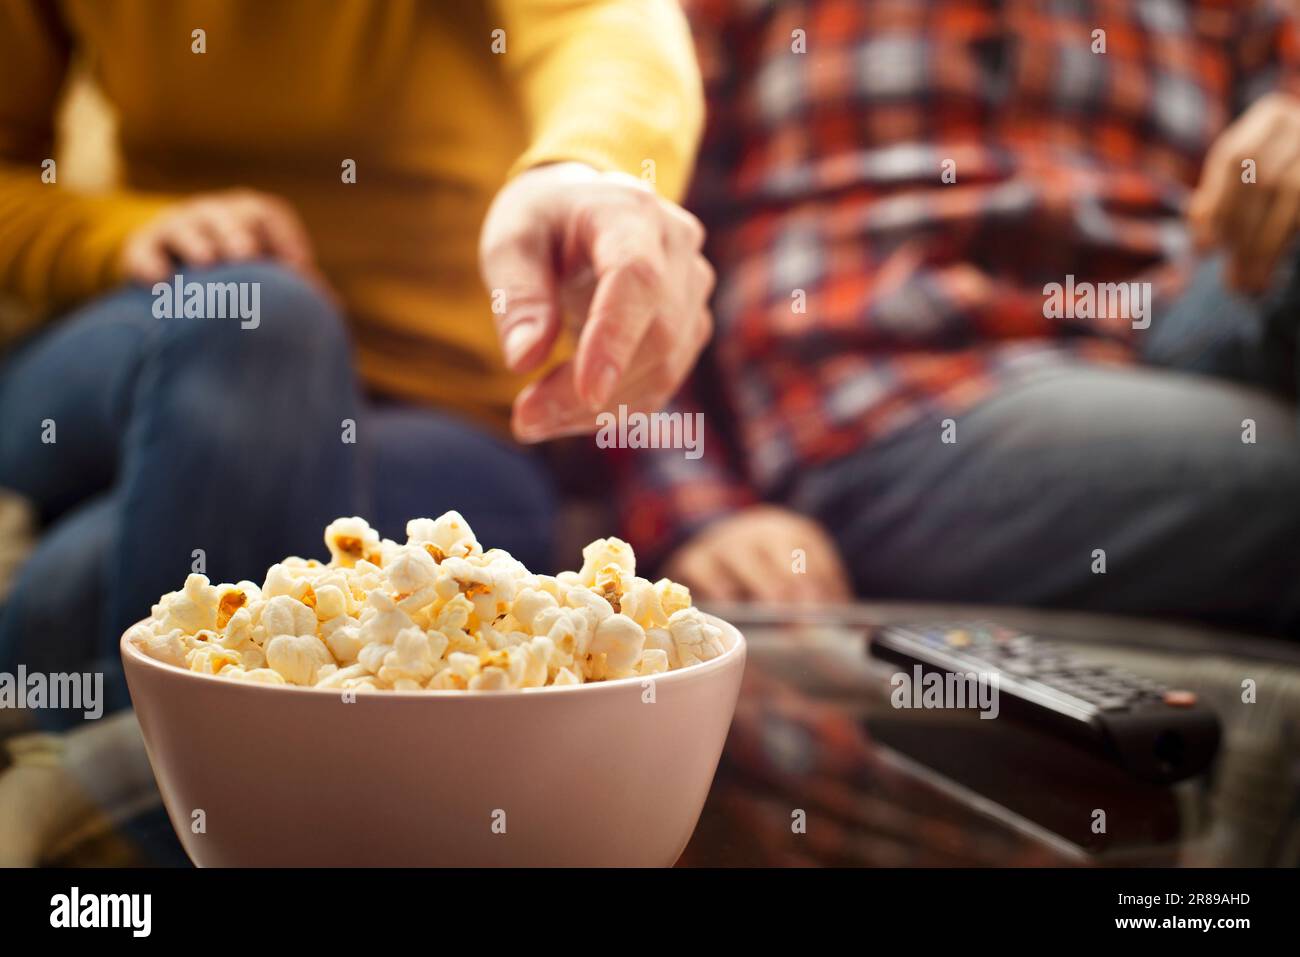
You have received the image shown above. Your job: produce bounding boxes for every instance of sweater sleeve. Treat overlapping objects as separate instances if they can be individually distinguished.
[497,0,704,201]
[0,0,173,336]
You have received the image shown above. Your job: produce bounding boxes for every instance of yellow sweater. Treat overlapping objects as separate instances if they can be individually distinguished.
[0,0,702,426]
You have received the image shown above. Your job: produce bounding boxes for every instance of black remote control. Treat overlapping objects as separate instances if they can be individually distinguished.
[868,622,1220,784]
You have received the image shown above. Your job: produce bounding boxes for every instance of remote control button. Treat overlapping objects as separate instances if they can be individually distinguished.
[946,630,971,647]
[1163,690,1197,707]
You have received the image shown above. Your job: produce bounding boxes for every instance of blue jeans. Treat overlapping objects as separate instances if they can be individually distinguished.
[793,256,1300,637]
[0,262,556,728]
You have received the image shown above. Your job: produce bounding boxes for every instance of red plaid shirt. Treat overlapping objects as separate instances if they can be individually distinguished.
[617,0,1300,565]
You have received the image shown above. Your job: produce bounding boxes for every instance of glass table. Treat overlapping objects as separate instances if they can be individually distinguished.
[680,603,1300,867]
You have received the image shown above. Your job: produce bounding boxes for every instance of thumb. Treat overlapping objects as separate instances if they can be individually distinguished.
[480,225,562,374]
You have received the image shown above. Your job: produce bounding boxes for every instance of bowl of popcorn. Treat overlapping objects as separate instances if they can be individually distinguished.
[120,511,745,867]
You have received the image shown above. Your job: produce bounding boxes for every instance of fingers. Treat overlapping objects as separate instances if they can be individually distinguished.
[714,544,776,601]
[511,347,683,441]
[1237,183,1300,292]
[1232,125,1300,291]
[1222,130,1289,290]
[658,200,707,251]
[120,231,176,284]
[1190,141,1237,249]
[750,541,809,603]
[119,190,318,285]
[574,207,666,406]
[751,524,851,604]
[480,166,712,420]
[663,542,744,603]
[570,201,710,415]
[511,358,659,440]
[190,199,259,260]
[511,363,593,442]
[479,215,563,375]
[1192,94,1300,291]
[1194,98,1278,227]
[164,217,221,267]
[661,507,856,606]
[244,195,315,273]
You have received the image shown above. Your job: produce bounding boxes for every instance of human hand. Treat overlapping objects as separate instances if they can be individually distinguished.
[478,163,714,441]
[120,189,321,285]
[662,505,853,604]
[1190,92,1300,293]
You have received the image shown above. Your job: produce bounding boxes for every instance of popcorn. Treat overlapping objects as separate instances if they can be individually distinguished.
[321,616,363,664]
[620,576,668,630]
[323,516,382,568]
[220,606,255,648]
[312,584,349,621]
[587,614,645,680]
[436,555,518,624]
[655,579,692,619]
[638,649,670,676]
[510,587,558,634]
[565,587,615,629]
[265,634,334,685]
[578,537,635,587]
[667,608,726,667]
[215,582,259,629]
[128,512,727,691]
[239,668,288,685]
[357,591,417,647]
[159,574,220,634]
[384,545,440,613]
[428,651,482,690]
[260,594,317,639]
[534,606,592,668]
[405,511,482,562]
[378,626,448,685]
[188,644,242,675]
[643,627,679,670]
[314,663,369,689]
[127,623,189,668]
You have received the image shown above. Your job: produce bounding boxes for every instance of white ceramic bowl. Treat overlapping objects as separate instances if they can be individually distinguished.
[121,616,745,866]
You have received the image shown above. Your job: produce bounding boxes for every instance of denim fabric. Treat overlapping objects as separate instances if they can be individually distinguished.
[793,256,1300,637]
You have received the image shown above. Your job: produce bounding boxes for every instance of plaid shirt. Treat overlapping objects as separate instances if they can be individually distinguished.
[617,0,1300,565]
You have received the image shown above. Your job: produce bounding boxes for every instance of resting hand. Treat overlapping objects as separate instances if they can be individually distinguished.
[121,189,321,286]
[1190,93,1300,293]
[662,505,853,604]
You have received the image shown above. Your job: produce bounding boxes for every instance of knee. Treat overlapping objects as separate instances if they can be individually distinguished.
[152,260,349,363]
[236,261,346,349]
[145,261,355,423]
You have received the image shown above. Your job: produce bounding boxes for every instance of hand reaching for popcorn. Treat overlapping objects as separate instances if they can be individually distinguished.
[1190,92,1300,293]
[663,505,854,605]
[479,163,715,442]
[120,188,323,286]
